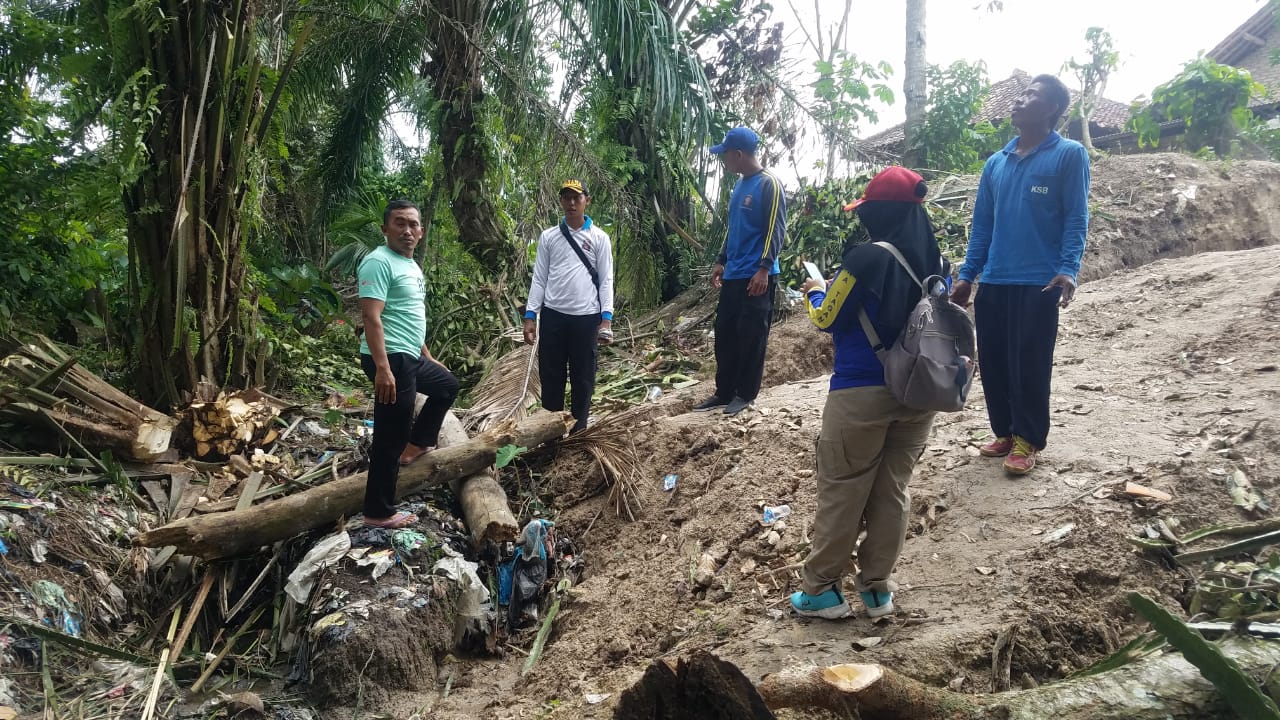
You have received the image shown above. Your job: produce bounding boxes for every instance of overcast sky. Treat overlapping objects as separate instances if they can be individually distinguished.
[780,0,1267,134]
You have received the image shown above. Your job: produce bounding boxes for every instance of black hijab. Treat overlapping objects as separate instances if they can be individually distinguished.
[842,198,947,347]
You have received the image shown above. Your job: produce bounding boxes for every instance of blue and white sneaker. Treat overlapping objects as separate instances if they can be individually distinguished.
[790,588,852,619]
[860,590,895,618]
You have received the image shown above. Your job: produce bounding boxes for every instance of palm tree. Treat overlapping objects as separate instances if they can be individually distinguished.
[44,0,315,407]
[298,0,714,282]
[903,0,927,167]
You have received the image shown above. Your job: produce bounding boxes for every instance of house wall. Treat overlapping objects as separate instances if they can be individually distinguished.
[1223,34,1280,104]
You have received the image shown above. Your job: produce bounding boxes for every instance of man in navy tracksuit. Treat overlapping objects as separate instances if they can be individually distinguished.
[950,74,1090,475]
[694,126,786,416]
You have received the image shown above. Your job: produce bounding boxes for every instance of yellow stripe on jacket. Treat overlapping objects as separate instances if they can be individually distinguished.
[761,173,782,260]
[806,269,856,330]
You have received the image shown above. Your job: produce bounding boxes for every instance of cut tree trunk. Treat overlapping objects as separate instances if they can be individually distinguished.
[135,411,571,558]
[0,336,177,460]
[755,635,1280,720]
[618,637,1280,720]
[437,409,519,545]
[613,651,775,720]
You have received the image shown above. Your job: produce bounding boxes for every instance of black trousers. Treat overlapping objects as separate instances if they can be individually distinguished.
[713,277,776,402]
[537,308,599,432]
[360,352,459,518]
[973,283,1061,449]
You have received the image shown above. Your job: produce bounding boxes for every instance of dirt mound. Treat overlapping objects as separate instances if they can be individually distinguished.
[419,241,1280,719]
[329,154,1280,718]
[1082,153,1280,283]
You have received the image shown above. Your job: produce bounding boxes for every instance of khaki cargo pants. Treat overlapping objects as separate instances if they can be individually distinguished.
[801,385,934,596]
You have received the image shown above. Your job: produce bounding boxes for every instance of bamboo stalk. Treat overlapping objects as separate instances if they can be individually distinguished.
[140,609,182,720]
[170,571,216,664]
[190,606,265,693]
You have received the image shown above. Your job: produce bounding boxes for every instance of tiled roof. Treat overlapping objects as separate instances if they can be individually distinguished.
[1209,4,1276,66]
[862,70,1131,151]
[1206,4,1279,109]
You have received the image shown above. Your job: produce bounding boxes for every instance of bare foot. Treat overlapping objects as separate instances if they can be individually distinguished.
[399,444,433,466]
[363,511,418,529]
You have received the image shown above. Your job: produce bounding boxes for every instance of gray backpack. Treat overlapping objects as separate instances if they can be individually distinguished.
[856,242,977,412]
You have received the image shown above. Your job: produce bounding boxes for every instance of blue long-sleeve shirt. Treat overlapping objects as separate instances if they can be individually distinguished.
[716,170,785,280]
[959,132,1090,286]
[805,264,950,391]
[806,271,884,390]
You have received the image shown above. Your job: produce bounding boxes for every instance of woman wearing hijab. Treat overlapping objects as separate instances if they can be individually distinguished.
[790,166,950,620]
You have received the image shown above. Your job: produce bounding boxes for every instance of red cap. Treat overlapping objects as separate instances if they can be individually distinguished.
[842,166,927,211]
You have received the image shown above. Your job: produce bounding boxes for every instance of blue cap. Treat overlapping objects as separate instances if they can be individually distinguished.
[710,126,760,155]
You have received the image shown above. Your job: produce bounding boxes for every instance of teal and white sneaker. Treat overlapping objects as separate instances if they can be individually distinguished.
[860,590,895,618]
[790,588,852,619]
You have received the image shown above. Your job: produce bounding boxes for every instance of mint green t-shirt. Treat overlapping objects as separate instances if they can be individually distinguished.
[357,245,427,357]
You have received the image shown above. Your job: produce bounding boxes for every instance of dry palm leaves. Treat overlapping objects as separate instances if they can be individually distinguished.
[466,333,540,432]
[560,406,648,520]
[0,335,177,461]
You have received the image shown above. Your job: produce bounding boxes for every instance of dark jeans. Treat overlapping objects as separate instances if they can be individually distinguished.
[537,308,599,433]
[360,352,459,518]
[974,283,1061,449]
[713,277,776,402]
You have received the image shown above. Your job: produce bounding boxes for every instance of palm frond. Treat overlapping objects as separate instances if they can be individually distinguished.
[465,332,540,432]
[560,405,649,520]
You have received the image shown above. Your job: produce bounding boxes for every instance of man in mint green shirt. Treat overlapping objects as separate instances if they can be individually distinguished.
[357,200,459,528]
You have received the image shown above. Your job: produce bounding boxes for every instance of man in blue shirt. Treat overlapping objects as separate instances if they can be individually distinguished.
[694,126,786,416]
[950,74,1090,475]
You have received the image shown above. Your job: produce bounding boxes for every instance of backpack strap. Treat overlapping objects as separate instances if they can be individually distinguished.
[857,307,888,357]
[560,221,600,289]
[856,242,942,356]
[871,241,949,297]
[870,241,923,290]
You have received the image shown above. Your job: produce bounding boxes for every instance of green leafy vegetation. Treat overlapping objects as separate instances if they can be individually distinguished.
[1127,56,1265,157]
[1129,591,1280,720]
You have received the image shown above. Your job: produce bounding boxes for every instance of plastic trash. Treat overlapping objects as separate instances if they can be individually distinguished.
[0,537,7,555]
[301,420,330,437]
[663,473,678,491]
[497,558,516,605]
[355,548,395,579]
[508,519,553,628]
[646,386,663,402]
[432,545,490,618]
[30,580,81,637]
[285,530,352,603]
[391,529,430,556]
[761,504,792,525]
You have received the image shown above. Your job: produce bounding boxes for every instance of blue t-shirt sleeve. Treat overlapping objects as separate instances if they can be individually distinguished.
[357,256,391,301]
[1057,144,1090,280]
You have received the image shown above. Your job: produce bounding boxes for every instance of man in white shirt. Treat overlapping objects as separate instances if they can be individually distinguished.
[522,180,615,433]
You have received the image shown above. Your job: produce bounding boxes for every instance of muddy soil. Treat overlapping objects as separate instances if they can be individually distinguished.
[332,155,1280,719]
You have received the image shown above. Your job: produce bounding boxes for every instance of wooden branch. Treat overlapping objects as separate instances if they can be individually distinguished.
[134,411,571,558]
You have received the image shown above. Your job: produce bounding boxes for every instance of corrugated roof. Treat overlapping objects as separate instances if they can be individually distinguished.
[862,70,1130,151]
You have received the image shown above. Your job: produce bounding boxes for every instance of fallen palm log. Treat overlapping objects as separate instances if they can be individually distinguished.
[437,410,519,545]
[756,636,1280,720]
[0,335,177,461]
[619,636,1280,720]
[135,411,571,558]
